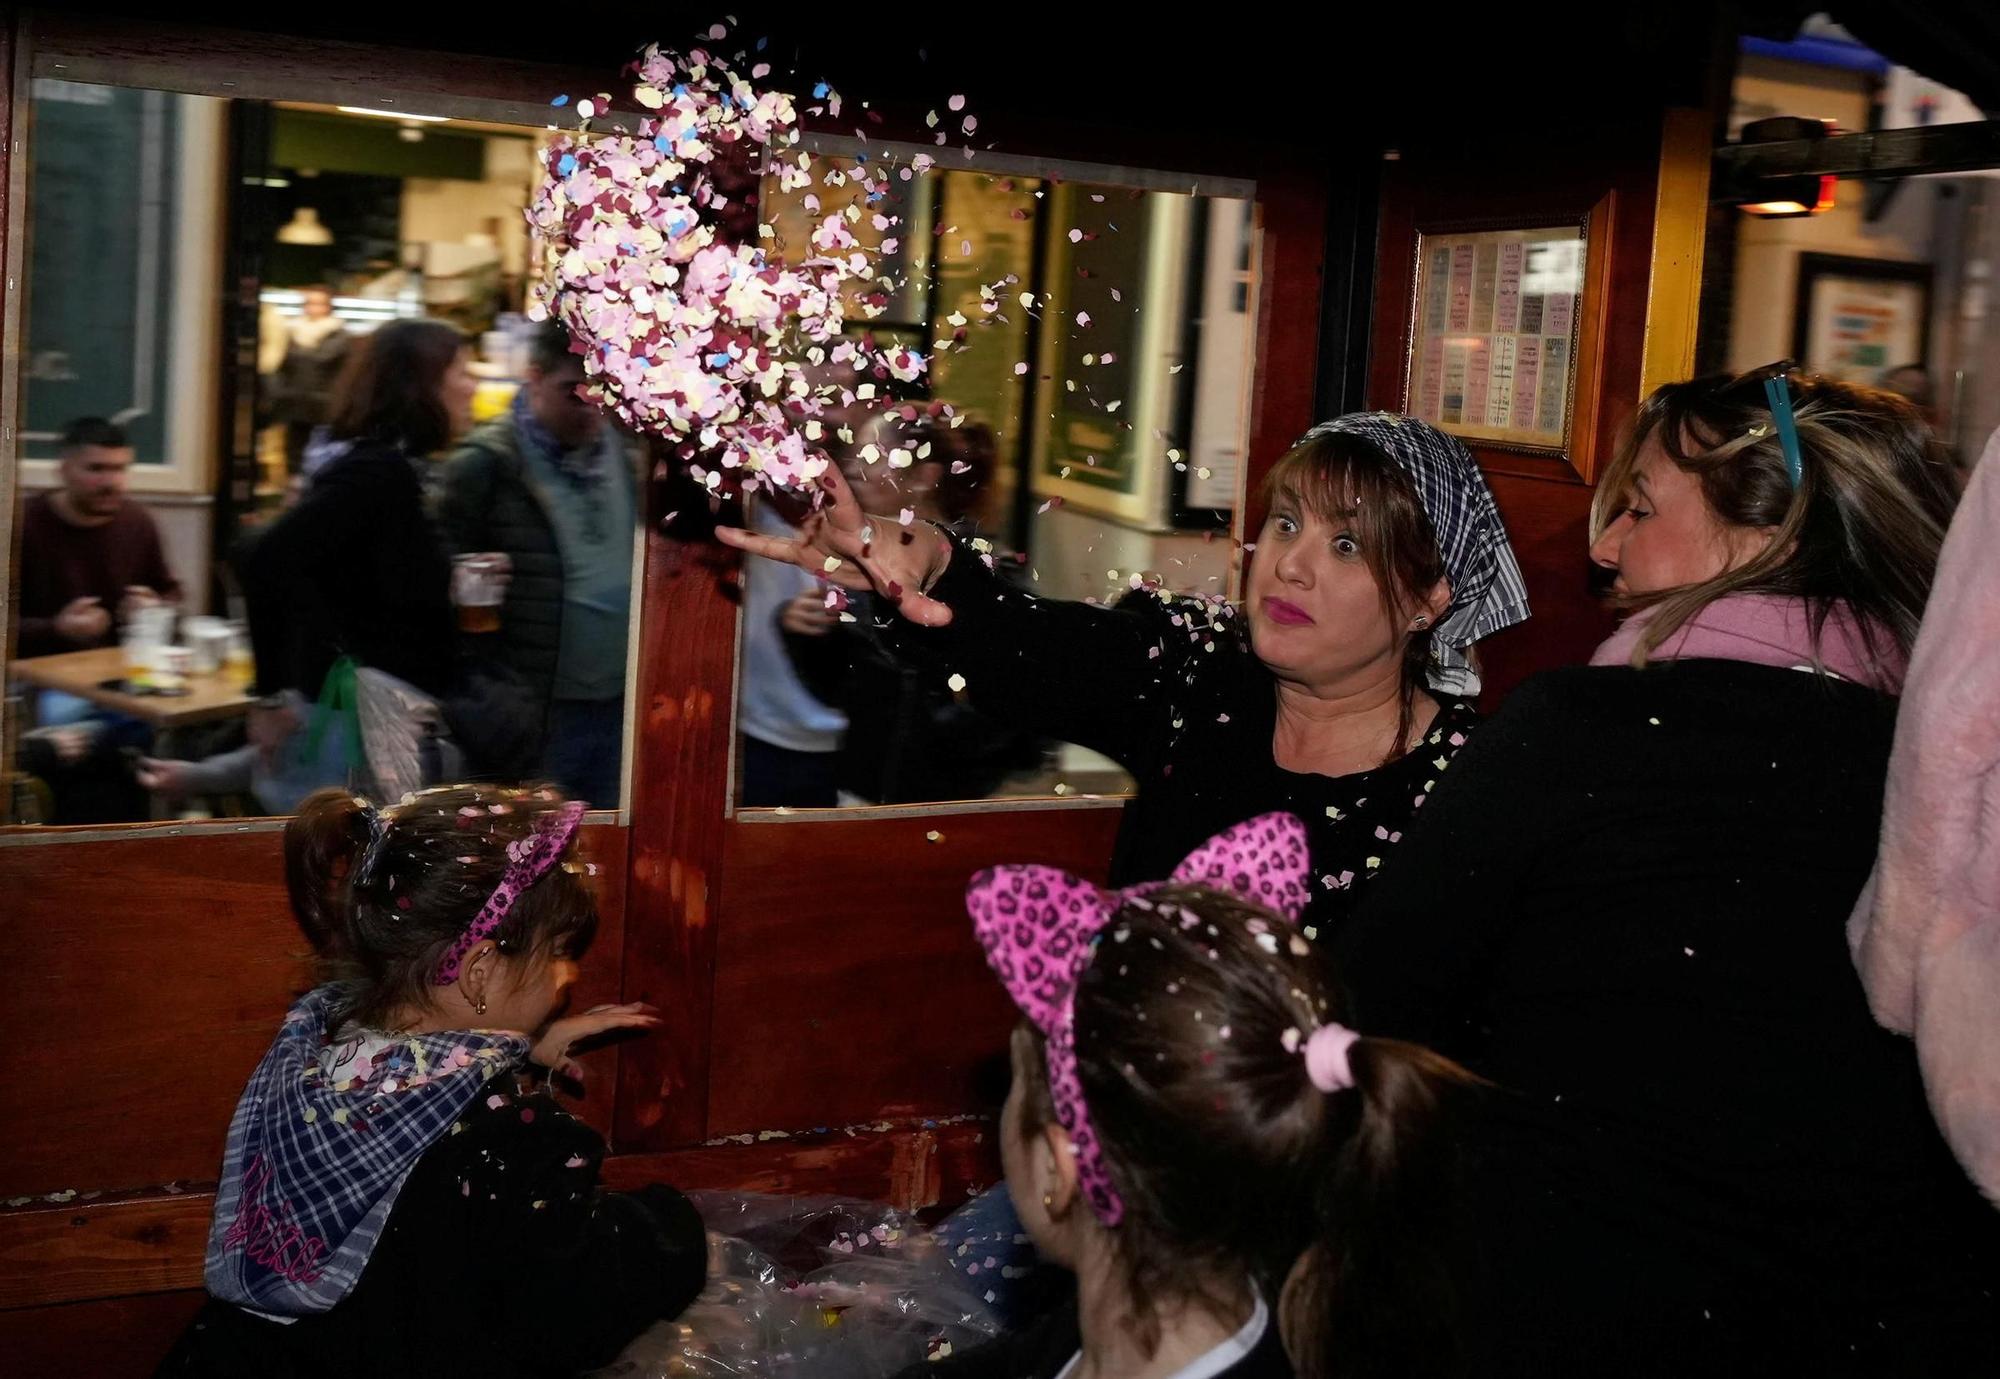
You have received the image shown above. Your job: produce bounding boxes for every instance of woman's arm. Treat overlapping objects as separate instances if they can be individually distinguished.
[720,467,1200,774]
[879,541,1199,773]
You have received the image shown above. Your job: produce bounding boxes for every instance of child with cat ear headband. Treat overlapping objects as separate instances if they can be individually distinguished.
[949,813,1477,1379]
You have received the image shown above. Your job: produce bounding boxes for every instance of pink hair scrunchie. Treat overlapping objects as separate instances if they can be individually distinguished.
[1302,1022,1361,1093]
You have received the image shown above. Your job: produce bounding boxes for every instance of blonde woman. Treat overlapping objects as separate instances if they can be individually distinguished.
[1340,366,1998,1375]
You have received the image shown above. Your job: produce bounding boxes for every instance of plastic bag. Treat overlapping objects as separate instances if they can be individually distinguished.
[591,1192,1003,1378]
[353,665,457,804]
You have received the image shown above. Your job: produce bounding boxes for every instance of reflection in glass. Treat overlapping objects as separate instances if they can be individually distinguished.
[737,157,1258,809]
[5,84,638,826]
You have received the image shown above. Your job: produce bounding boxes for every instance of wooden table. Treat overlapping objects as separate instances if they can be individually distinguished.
[10,647,255,730]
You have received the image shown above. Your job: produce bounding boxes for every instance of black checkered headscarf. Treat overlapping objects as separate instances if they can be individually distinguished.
[1299,413,1531,695]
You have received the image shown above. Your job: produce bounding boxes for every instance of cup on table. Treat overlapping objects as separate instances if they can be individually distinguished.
[130,604,176,647]
[185,616,231,673]
[452,553,509,634]
[155,645,192,693]
[223,627,255,692]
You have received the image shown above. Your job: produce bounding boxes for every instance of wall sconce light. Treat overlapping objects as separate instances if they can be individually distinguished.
[1740,173,1837,217]
[1733,116,1838,218]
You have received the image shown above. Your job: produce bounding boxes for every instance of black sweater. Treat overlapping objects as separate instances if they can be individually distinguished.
[1338,661,2000,1375]
[245,441,459,700]
[159,1074,706,1378]
[892,541,1478,938]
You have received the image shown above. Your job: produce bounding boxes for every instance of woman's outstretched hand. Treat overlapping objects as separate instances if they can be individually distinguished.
[715,463,957,627]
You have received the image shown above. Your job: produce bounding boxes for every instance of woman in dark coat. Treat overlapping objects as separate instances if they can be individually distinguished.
[1340,368,2000,1375]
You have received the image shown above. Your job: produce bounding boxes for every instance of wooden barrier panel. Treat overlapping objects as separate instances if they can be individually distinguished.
[0,824,629,1199]
[707,808,1122,1137]
[0,1118,996,1310]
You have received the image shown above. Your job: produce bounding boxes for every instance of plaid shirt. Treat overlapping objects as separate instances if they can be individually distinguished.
[203,986,528,1316]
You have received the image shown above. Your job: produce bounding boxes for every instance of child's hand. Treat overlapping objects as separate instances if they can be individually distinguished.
[530,1002,660,1079]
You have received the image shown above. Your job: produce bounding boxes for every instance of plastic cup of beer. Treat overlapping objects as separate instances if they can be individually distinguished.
[453,554,507,633]
[223,628,256,691]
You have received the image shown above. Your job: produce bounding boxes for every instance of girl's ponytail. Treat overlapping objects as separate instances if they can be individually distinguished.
[284,788,373,960]
[1283,1036,1476,1379]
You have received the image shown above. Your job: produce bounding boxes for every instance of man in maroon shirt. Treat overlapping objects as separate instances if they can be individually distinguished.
[16,417,181,659]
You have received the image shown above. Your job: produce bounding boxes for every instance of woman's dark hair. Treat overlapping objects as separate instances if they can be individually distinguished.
[1590,369,1958,667]
[1014,884,1475,1379]
[325,318,467,456]
[1259,433,1449,758]
[285,784,599,1029]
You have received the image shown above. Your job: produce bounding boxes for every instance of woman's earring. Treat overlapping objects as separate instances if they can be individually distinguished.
[1412,615,1430,629]
[475,999,487,1016]
[1042,1192,1055,1212]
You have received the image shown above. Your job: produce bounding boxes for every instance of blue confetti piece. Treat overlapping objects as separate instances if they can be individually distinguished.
[557,153,577,176]
[551,94,569,107]
[813,81,830,99]
[654,135,672,152]
[757,36,768,50]
[707,352,732,368]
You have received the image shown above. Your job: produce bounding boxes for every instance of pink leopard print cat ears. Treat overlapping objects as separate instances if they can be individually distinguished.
[965,812,1312,1225]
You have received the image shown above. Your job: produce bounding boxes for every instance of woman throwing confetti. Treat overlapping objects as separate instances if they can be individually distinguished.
[723,412,1529,942]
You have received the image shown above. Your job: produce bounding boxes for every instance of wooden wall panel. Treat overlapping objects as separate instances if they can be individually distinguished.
[0,1289,206,1379]
[615,531,740,1151]
[0,1106,996,1376]
[0,1120,997,1313]
[0,823,627,1197]
[1365,115,1677,700]
[705,809,1123,1136]
[1241,170,1333,534]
